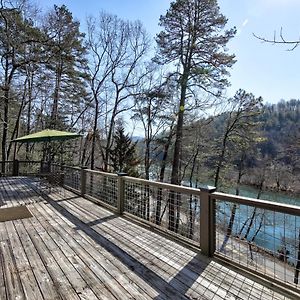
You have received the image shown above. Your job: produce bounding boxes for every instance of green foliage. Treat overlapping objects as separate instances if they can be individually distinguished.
[43,5,89,128]
[155,0,236,92]
[155,0,236,189]
[0,8,44,70]
[109,126,139,176]
[259,99,300,168]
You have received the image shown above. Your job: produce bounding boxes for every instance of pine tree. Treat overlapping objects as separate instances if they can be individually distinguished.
[109,126,139,176]
[156,0,236,186]
[43,5,88,129]
[0,4,44,170]
[155,0,236,231]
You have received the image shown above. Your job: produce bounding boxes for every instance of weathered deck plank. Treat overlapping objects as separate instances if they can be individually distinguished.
[4,220,44,300]
[0,240,25,299]
[59,192,287,300]
[57,198,213,299]
[34,203,140,300]
[0,243,7,300]
[34,203,157,300]
[0,177,294,300]
[34,196,181,299]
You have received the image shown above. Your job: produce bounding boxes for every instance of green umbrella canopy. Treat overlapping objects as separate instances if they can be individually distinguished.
[13,129,82,143]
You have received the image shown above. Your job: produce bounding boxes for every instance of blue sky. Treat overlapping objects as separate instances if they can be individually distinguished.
[40,0,300,104]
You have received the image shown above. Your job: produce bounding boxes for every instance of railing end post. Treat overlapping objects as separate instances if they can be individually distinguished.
[80,166,88,197]
[199,185,216,194]
[117,172,128,177]
[200,185,216,257]
[117,172,127,215]
[13,159,19,176]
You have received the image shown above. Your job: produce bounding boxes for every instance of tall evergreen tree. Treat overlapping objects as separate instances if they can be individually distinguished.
[43,5,88,129]
[155,0,236,231]
[109,125,138,176]
[156,0,236,187]
[0,2,44,170]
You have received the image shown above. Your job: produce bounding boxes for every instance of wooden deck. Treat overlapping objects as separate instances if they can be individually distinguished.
[0,177,293,300]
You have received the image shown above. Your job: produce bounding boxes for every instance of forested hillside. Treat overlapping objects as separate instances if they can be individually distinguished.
[148,98,300,195]
[213,98,300,192]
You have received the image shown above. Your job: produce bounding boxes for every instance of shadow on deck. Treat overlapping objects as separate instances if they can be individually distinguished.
[0,177,294,300]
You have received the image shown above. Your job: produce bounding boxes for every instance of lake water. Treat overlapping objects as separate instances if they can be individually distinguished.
[227,184,300,206]
[216,185,300,262]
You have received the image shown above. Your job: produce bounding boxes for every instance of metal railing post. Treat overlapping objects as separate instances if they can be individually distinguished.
[117,172,127,215]
[200,185,216,257]
[80,167,88,197]
[13,159,19,176]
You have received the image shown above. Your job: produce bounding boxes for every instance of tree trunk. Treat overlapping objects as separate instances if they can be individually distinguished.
[1,89,9,173]
[170,75,188,185]
[51,62,62,128]
[169,73,188,231]
[103,103,118,171]
[155,122,174,225]
[10,103,23,161]
[243,181,264,239]
[248,213,264,261]
[7,78,28,160]
[220,203,237,252]
[144,139,151,180]
[91,99,99,170]
[214,133,228,188]
[26,71,34,159]
[188,147,199,239]
[294,229,300,284]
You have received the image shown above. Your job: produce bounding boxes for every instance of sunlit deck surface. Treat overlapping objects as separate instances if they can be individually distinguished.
[0,177,293,300]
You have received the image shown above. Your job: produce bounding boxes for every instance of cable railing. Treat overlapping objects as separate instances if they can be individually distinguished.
[84,170,118,210]
[123,176,202,245]
[60,165,81,192]
[0,161,14,176]
[213,192,300,288]
[1,160,300,290]
[18,160,41,175]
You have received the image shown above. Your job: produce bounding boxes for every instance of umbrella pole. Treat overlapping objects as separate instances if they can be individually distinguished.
[46,141,51,173]
[60,141,63,167]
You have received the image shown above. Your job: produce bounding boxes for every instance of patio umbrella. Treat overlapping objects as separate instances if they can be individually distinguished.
[13,129,82,168]
[13,129,82,143]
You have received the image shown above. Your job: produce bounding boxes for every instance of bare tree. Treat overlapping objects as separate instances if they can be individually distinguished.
[86,12,150,171]
[132,69,176,179]
[215,90,263,252]
[254,28,300,51]
[86,12,118,169]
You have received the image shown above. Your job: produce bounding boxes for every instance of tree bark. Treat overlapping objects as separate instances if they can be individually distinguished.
[51,61,63,128]
[168,72,188,231]
[1,89,9,173]
[188,147,199,239]
[155,123,174,225]
[294,229,300,284]
[90,98,99,170]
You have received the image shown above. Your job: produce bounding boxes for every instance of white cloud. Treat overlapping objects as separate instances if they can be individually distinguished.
[242,19,249,27]
[236,19,249,36]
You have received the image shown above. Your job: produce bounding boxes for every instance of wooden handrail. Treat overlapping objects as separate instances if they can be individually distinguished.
[85,169,118,177]
[122,175,202,195]
[212,192,300,216]
[1,160,299,217]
